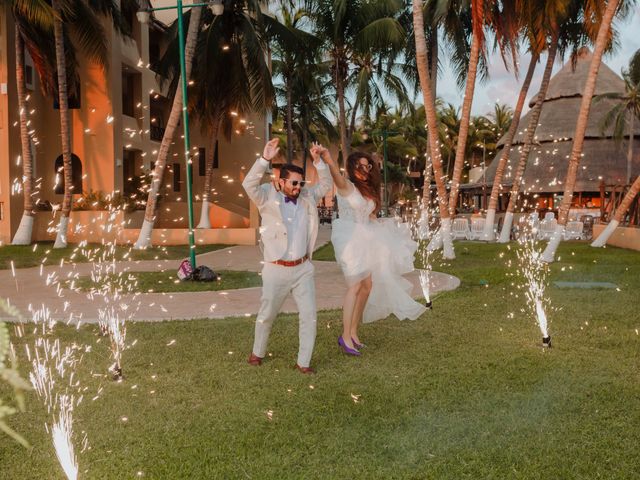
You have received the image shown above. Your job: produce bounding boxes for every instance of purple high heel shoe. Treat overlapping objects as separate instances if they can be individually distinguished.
[352,338,365,349]
[338,336,361,356]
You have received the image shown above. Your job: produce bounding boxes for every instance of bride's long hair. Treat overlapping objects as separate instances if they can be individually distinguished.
[346,151,381,214]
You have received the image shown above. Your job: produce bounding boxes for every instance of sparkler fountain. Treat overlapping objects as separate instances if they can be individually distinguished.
[515,214,552,347]
[415,167,435,310]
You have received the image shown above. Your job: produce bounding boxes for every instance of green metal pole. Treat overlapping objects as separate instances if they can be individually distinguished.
[382,129,389,216]
[176,0,197,268]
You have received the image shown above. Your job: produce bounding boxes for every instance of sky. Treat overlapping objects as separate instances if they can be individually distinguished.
[152,2,640,117]
[437,6,640,117]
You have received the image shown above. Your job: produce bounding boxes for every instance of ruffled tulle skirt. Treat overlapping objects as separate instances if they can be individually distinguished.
[331,218,426,323]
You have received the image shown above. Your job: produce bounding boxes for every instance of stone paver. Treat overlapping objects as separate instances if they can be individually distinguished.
[0,226,459,323]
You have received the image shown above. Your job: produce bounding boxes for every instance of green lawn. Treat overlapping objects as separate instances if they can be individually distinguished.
[2,242,640,479]
[72,269,261,293]
[0,242,230,269]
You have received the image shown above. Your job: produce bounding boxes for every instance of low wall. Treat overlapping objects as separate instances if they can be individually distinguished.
[33,210,257,245]
[33,210,126,243]
[593,224,640,251]
[118,227,257,246]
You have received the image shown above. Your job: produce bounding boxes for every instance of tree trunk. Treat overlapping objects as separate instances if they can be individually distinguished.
[447,16,482,217]
[429,26,438,95]
[626,113,634,184]
[498,34,558,243]
[135,5,203,249]
[482,53,538,241]
[301,127,309,179]
[420,24,437,215]
[413,0,453,258]
[12,26,35,245]
[196,121,219,229]
[52,0,74,249]
[348,97,360,146]
[335,48,350,162]
[591,176,640,247]
[542,0,620,262]
[285,73,294,164]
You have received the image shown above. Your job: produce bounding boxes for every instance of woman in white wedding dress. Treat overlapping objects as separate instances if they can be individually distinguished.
[311,145,426,356]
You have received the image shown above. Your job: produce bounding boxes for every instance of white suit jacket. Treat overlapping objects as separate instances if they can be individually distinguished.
[242,157,333,262]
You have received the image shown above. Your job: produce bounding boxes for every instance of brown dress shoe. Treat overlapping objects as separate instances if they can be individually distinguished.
[248,353,263,366]
[294,364,315,374]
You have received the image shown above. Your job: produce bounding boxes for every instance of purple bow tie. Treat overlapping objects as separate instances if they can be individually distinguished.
[284,196,297,205]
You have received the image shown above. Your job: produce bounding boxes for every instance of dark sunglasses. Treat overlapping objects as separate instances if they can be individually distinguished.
[284,179,306,187]
[357,163,373,172]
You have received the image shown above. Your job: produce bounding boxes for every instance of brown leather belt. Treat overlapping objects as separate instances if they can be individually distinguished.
[272,254,309,267]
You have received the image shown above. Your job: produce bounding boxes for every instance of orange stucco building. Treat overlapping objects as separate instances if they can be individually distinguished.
[0,7,272,245]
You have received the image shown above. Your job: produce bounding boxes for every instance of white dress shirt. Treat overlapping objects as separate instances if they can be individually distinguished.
[279,191,308,260]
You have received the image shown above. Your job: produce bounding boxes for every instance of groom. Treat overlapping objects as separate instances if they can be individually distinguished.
[242,139,333,374]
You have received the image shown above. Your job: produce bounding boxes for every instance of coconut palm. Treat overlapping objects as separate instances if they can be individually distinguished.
[191,3,274,228]
[135,4,204,248]
[8,0,124,246]
[497,0,592,243]
[2,0,54,245]
[497,36,560,243]
[306,0,405,160]
[591,52,640,247]
[413,0,455,258]
[542,0,625,262]
[270,2,320,164]
[596,72,640,184]
[11,24,37,245]
[290,67,338,177]
[481,52,538,241]
[51,0,122,248]
[444,0,489,217]
[444,0,520,216]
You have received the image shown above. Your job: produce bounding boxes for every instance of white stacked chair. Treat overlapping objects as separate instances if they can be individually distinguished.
[564,221,584,240]
[468,218,485,240]
[451,217,471,240]
[538,218,558,240]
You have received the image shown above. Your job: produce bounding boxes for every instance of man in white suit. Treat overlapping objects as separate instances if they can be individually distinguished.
[242,139,333,374]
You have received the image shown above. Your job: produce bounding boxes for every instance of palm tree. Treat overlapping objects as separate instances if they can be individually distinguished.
[541,0,624,262]
[497,0,588,243]
[8,0,130,245]
[270,3,320,164]
[497,34,560,243]
[135,4,204,248]
[481,52,538,241]
[591,51,640,247]
[491,103,514,137]
[413,0,454,259]
[444,0,488,217]
[51,0,118,248]
[290,67,338,177]
[11,24,37,245]
[307,0,405,160]
[190,3,273,228]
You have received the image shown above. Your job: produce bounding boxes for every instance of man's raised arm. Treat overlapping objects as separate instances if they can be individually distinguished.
[242,138,280,207]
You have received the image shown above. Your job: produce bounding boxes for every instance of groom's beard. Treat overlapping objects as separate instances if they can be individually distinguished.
[283,188,301,199]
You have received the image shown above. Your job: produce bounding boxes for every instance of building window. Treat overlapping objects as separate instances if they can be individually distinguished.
[199,147,206,176]
[122,68,139,118]
[213,140,219,169]
[24,50,35,91]
[150,94,168,141]
[54,154,83,194]
[173,163,181,192]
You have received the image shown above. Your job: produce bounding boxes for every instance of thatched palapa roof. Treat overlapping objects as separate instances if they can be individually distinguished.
[479,48,640,193]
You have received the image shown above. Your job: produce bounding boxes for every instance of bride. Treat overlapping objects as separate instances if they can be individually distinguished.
[310,144,426,356]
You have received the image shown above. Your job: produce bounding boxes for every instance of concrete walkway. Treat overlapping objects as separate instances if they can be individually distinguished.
[0,226,460,323]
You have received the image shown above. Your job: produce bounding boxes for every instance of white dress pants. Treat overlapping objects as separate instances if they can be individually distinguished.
[252,260,317,367]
